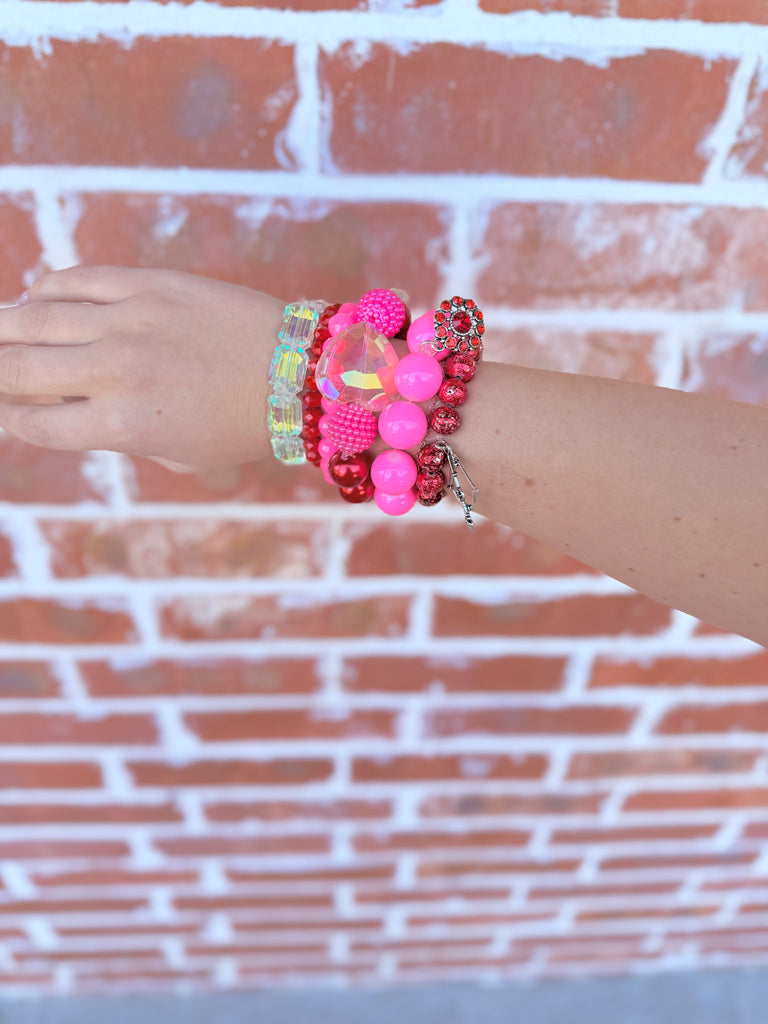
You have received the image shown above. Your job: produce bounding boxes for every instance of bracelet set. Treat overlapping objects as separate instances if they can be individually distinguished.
[267,289,483,528]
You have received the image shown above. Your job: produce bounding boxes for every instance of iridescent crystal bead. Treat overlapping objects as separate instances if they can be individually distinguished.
[279,302,320,350]
[268,393,303,436]
[269,343,308,394]
[315,321,399,413]
[270,435,306,465]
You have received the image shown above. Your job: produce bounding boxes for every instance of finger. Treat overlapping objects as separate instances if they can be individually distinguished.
[0,345,98,398]
[0,301,107,346]
[24,265,184,305]
[0,397,103,452]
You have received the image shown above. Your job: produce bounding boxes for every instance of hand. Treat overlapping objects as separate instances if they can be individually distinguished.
[0,265,285,472]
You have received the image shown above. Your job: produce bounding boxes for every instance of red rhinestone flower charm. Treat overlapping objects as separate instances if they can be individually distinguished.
[432,296,484,357]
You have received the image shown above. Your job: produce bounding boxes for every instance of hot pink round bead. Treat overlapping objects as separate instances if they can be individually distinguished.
[324,402,378,454]
[377,400,427,450]
[328,304,359,338]
[407,309,449,361]
[374,487,417,516]
[394,352,443,402]
[371,449,417,495]
[318,438,338,460]
[357,289,406,338]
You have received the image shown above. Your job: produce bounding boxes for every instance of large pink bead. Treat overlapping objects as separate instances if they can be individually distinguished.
[318,438,338,460]
[394,352,443,402]
[371,450,417,495]
[315,321,400,412]
[406,309,449,361]
[377,401,427,450]
[328,303,359,338]
[374,487,416,516]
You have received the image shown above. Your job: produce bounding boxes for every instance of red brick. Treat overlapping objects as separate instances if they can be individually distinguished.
[0,840,129,859]
[42,519,328,578]
[624,788,768,811]
[0,434,107,504]
[0,599,136,644]
[75,194,446,313]
[701,877,768,892]
[184,708,396,742]
[0,38,296,168]
[56,923,202,938]
[477,203,768,311]
[160,593,410,640]
[205,799,391,823]
[228,865,392,885]
[0,194,43,303]
[322,45,732,181]
[406,911,555,927]
[0,663,60,698]
[233,917,382,933]
[344,520,587,577]
[81,657,322,697]
[419,792,605,817]
[127,758,333,787]
[342,655,565,694]
[186,941,328,958]
[487,328,658,383]
[551,824,717,844]
[567,748,759,779]
[433,594,670,638]
[0,896,144,915]
[353,829,530,853]
[0,803,180,826]
[0,713,155,745]
[600,852,755,871]
[0,533,18,578]
[352,753,549,783]
[32,869,198,888]
[424,705,635,738]
[742,823,768,841]
[18,947,163,963]
[355,887,511,906]
[351,937,489,955]
[578,904,718,922]
[656,703,768,734]
[620,0,768,21]
[0,762,103,789]
[529,881,679,900]
[155,835,330,857]
[590,653,768,688]
[418,858,580,879]
[176,894,333,912]
[681,334,768,406]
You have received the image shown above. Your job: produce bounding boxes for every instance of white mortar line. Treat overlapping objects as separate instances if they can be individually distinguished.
[702,52,761,186]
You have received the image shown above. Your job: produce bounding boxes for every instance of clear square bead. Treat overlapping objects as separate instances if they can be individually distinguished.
[268,393,303,436]
[271,435,306,465]
[268,343,308,394]
[279,303,319,350]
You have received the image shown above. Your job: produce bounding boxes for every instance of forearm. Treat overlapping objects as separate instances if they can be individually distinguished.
[457,360,768,647]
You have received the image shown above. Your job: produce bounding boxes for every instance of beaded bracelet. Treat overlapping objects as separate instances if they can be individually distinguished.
[267,300,325,465]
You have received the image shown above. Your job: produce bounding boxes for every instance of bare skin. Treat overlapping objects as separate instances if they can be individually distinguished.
[0,265,764,647]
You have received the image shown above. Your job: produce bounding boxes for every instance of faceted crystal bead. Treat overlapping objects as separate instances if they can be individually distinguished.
[315,321,399,413]
[279,302,319,350]
[269,343,308,394]
[270,435,306,465]
[268,393,303,436]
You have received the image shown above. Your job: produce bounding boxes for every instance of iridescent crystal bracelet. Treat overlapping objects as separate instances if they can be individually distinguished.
[267,300,326,465]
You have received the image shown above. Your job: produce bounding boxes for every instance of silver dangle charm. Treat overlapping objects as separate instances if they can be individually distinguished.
[434,440,478,529]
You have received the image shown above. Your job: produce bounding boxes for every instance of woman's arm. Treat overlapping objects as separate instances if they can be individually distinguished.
[0,266,764,646]
[460,360,768,647]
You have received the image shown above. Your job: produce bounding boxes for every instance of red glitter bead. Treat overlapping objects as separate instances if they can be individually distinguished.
[417,442,446,471]
[416,468,445,497]
[302,390,323,409]
[339,479,375,503]
[439,378,468,406]
[302,407,323,430]
[429,405,461,435]
[417,490,444,507]
[328,452,371,488]
[445,355,476,382]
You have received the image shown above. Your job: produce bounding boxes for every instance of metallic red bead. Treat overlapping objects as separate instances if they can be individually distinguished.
[338,478,375,503]
[438,377,468,406]
[429,404,461,435]
[416,468,445,497]
[328,451,371,488]
[302,390,323,409]
[417,490,444,507]
[417,442,446,471]
[445,354,475,382]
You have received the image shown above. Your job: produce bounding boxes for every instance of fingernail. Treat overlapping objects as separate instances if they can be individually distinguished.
[17,290,30,305]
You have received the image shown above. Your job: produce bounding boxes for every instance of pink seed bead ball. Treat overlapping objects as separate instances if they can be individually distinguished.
[377,400,427,450]
[394,352,443,402]
[357,289,406,338]
[371,449,417,495]
[374,487,417,517]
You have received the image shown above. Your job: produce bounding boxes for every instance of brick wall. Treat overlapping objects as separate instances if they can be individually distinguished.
[0,0,767,999]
